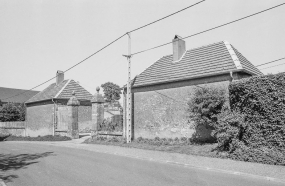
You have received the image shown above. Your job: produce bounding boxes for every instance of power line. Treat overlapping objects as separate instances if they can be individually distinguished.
[63,33,127,73]
[128,0,205,33]
[1,2,204,102]
[259,62,285,70]
[256,57,285,67]
[131,2,285,56]
[3,2,285,102]
[1,33,127,102]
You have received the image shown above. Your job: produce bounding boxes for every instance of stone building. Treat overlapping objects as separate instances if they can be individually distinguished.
[124,35,263,140]
[25,71,93,137]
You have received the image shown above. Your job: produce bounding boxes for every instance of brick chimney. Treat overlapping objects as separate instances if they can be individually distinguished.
[172,35,186,62]
[56,70,64,85]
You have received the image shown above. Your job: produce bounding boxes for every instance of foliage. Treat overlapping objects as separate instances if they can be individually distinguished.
[229,73,285,150]
[94,136,125,143]
[210,73,285,165]
[98,117,123,132]
[0,103,26,122]
[101,82,122,102]
[5,135,71,141]
[85,136,218,158]
[187,86,228,141]
[228,142,285,166]
[135,137,194,146]
[214,109,247,151]
[0,132,10,141]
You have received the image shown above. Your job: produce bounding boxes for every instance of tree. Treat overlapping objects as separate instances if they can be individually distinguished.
[0,102,26,122]
[101,82,122,102]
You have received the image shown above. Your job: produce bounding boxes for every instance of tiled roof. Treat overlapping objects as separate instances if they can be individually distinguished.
[133,41,263,87]
[231,46,263,76]
[26,80,93,103]
[57,80,93,100]
[0,87,39,103]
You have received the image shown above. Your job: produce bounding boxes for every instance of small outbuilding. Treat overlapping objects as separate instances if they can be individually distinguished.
[25,71,93,137]
[124,35,263,141]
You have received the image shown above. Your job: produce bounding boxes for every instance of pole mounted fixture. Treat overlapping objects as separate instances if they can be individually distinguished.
[122,33,132,143]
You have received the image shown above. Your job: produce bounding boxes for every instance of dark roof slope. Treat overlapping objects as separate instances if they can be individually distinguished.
[26,80,92,103]
[0,87,39,103]
[133,41,262,87]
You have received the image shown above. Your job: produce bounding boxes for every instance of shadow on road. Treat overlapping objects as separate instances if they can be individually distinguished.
[0,152,55,183]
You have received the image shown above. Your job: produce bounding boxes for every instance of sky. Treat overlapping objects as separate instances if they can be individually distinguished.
[1,0,285,97]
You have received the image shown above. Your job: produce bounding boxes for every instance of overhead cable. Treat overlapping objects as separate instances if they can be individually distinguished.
[1,33,127,102]
[259,62,285,70]
[131,2,285,56]
[1,2,206,102]
[128,0,205,33]
[256,57,285,67]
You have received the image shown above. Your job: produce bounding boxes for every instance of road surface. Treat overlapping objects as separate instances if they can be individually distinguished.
[0,142,284,186]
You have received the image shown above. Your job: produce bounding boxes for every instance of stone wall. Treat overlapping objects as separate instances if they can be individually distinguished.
[26,104,54,137]
[78,105,92,132]
[0,121,26,136]
[56,105,92,133]
[133,81,229,140]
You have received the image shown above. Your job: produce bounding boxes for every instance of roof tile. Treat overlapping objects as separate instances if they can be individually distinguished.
[25,80,92,103]
[133,41,262,87]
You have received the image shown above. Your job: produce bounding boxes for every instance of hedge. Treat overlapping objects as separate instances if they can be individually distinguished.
[229,73,285,150]
[187,86,228,142]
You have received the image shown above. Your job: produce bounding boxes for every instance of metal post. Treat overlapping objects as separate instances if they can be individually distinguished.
[123,33,132,143]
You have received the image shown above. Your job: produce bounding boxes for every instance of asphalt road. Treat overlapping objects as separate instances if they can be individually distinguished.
[0,142,284,186]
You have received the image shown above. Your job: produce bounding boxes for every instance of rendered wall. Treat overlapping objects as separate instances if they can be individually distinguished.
[0,121,26,136]
[78,105,92,132]
[56,105,92,133]
[133,81,229,140]
[26,104,54,137]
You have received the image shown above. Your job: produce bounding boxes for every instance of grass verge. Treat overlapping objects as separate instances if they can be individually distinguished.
[3,135,71,141]
[84,136,224,158]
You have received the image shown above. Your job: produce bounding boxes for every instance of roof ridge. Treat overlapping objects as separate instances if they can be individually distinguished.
[72,80,93,96]
[223,41,243,70]
[186,41,224,52]
[54,79,71,98]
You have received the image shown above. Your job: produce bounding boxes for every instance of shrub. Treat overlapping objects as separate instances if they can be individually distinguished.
[154,137,160,141]
[214,109,247,152]
[137,137,143,142]
[187,86,228,142]
[0,103,26,122]
[229,73,285,150]
[228,143,285,166]
[99,118,122,132]
[0,132,10,141]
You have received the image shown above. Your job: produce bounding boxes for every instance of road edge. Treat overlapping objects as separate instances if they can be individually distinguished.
[4,140,285,184]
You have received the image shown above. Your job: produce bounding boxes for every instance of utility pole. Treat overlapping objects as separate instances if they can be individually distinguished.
[123,33,132,143]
